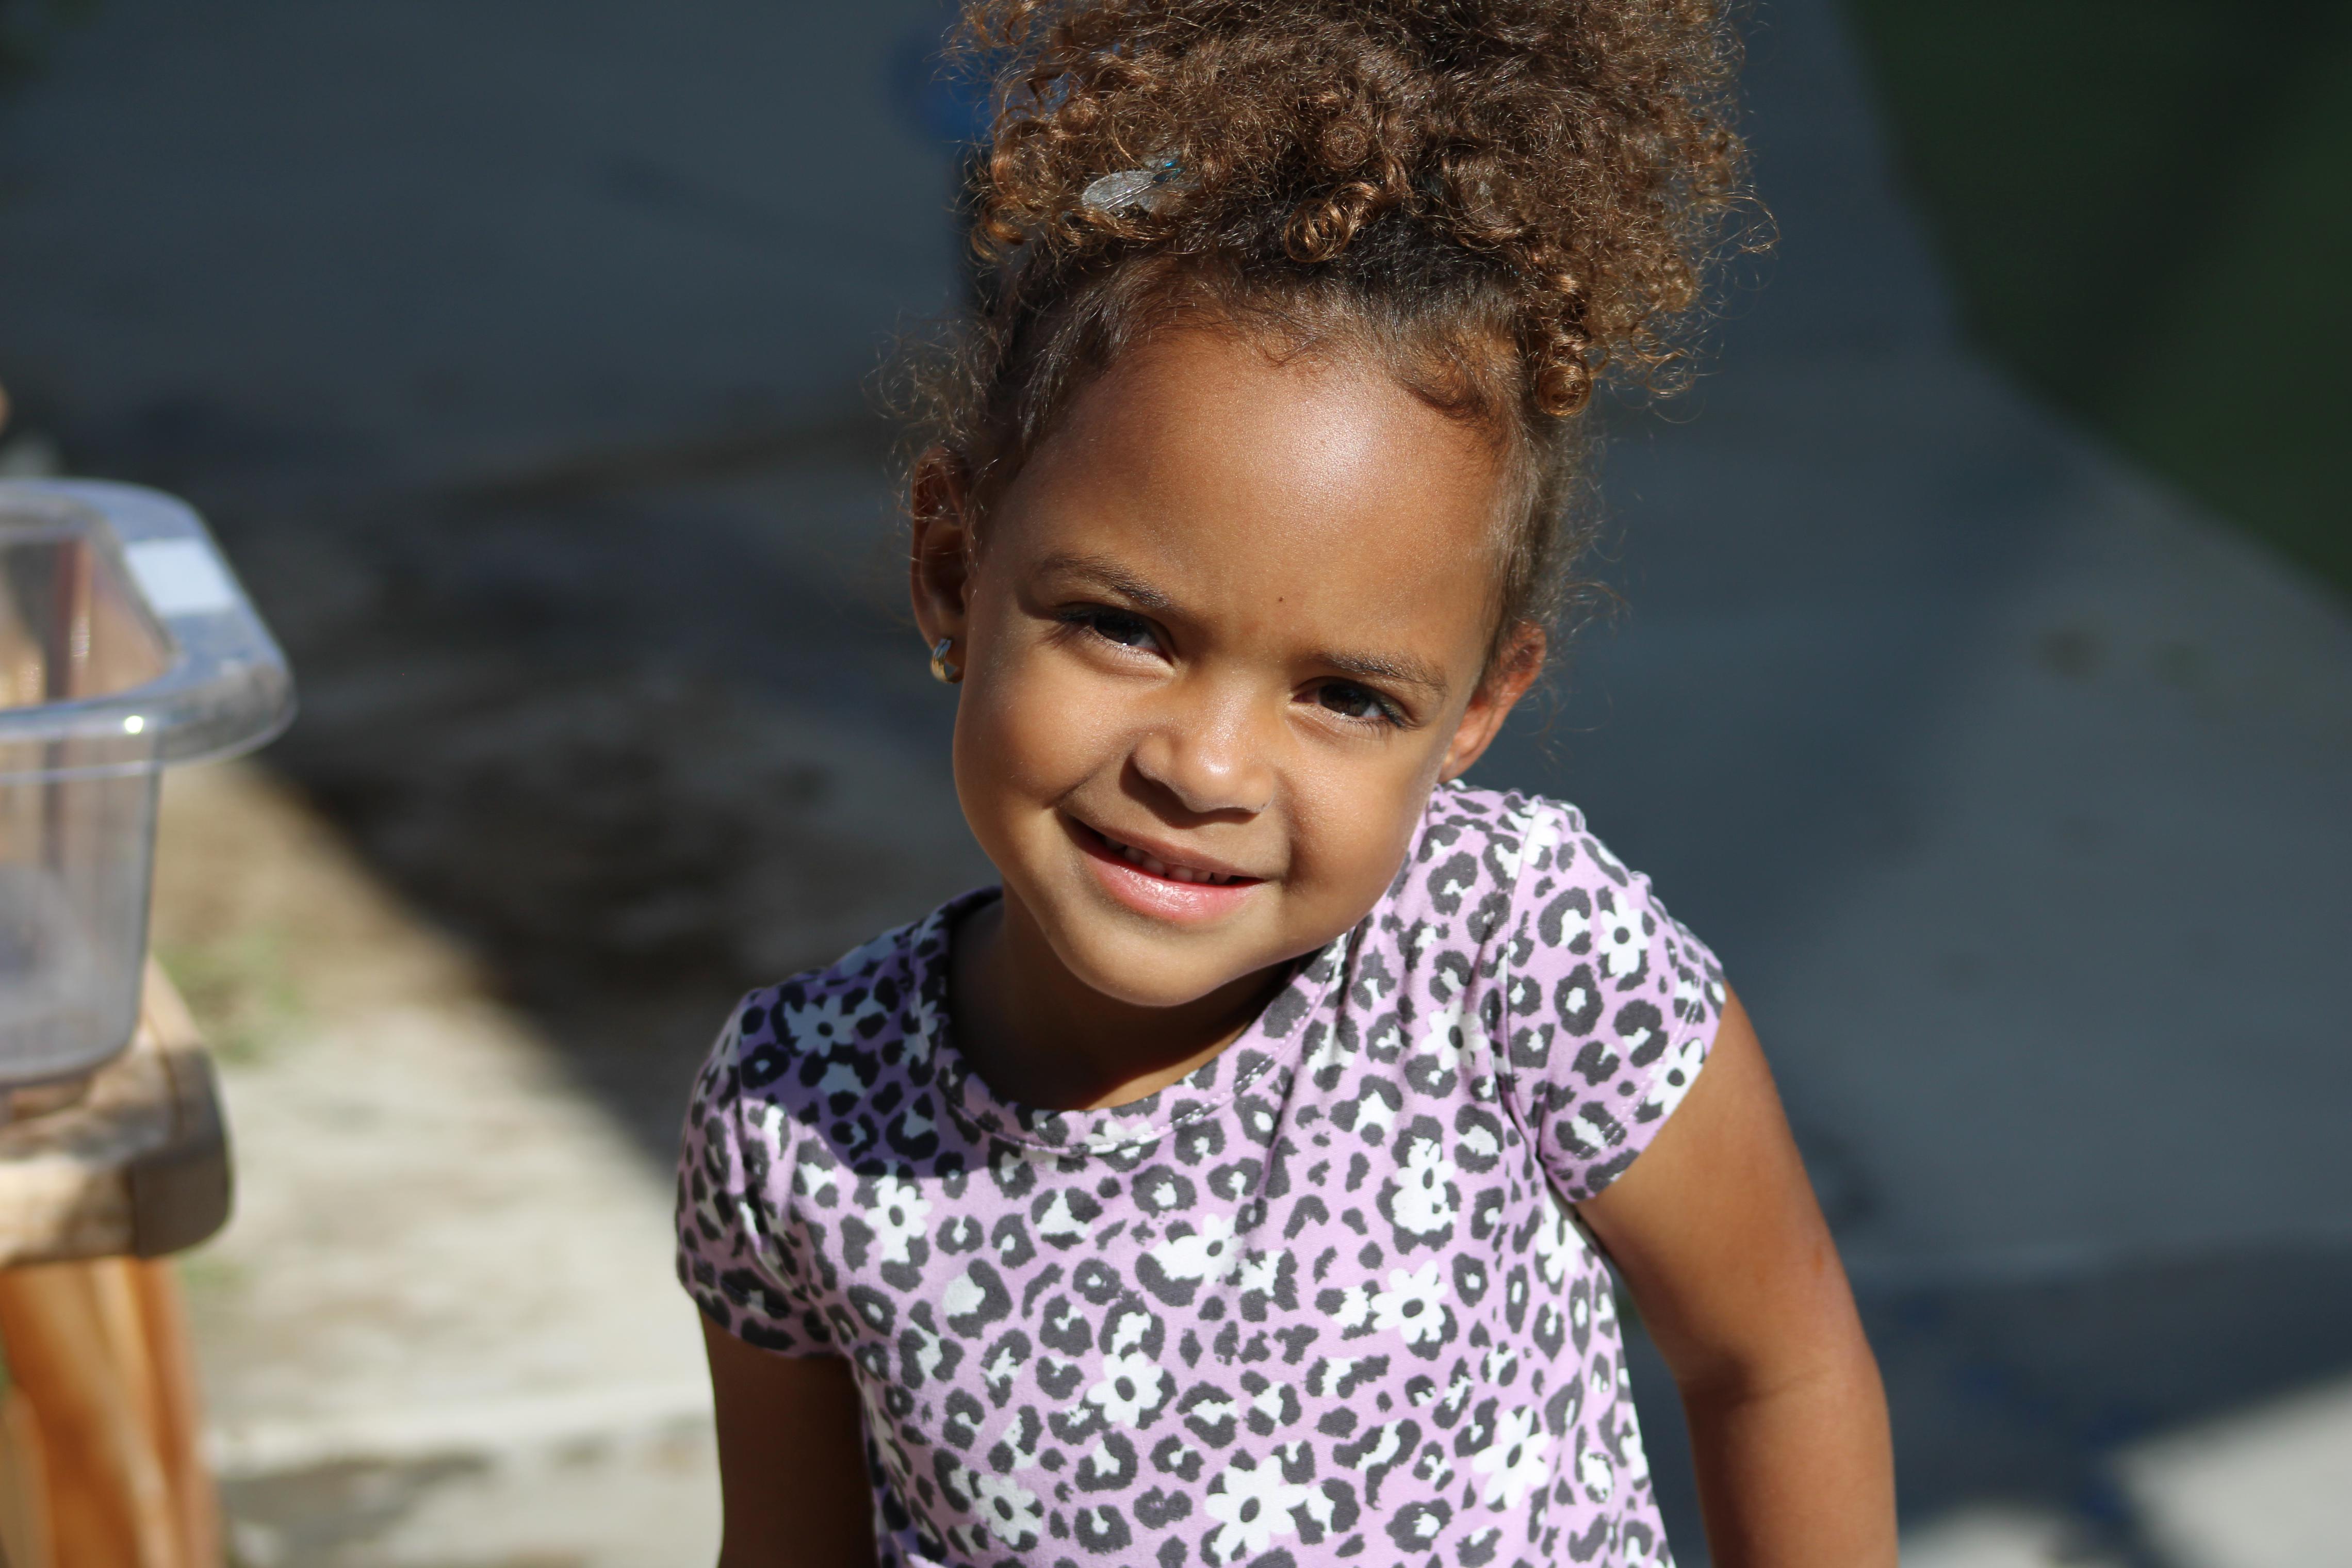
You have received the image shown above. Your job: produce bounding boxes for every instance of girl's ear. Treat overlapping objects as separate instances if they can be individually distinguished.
[1440,624,1546,782]
[910,446,977,648]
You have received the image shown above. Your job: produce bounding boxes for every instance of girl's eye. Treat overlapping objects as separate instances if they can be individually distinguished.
[1316,682,1398,725]
[1072,607,1157,650]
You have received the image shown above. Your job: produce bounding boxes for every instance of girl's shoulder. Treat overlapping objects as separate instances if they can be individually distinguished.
[1386,782,1727,1196]
[704,885,994,1086]
[682,893,986,1178]
[675,903,979,1352]
[1390,781,1629,927]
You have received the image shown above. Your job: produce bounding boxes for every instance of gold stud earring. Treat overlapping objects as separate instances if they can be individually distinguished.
[928,636,962,684]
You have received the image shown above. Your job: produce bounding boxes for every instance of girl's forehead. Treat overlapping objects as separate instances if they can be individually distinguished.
[999,329,1507,636]
[1064,326,1501,489]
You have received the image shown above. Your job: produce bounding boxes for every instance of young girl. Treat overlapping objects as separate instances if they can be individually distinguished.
[678,2,1896,1563]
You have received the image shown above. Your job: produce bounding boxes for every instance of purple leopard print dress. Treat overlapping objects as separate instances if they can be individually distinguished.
[678,784,1726,1568]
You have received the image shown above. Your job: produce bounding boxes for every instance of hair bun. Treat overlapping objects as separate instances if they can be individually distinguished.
[956,0,1749,401]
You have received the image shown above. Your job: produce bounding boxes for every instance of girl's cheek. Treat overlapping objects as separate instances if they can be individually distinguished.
[1290,751,1444,910]
[963,638,1125,804]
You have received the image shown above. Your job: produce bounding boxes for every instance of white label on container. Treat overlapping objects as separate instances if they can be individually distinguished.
[124,538,239,617]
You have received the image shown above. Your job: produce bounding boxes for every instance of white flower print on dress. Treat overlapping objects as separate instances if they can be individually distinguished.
[1086,1349,1171,1426]
[1416,998,1487,1060]
[1370,1262,1449,1348]
[970,1469,1044,1550]
[1388,1133,1456,1237]
[864,1175,930,1265]
[1150,1214,1235,1282]
[783,993,859,1052]
[1598,896,1646,978]
[1471,1406,1554,1509]
[1203,1452,1311,1563]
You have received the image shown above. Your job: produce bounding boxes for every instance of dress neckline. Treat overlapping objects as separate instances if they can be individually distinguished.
[909,887,1346,1154]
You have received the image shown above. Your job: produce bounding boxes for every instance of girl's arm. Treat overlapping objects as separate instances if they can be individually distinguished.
[703,1316,878,1568]
[1576,990,1897,1567]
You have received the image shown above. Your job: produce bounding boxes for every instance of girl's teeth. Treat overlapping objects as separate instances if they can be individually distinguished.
[1104,831,1236,886]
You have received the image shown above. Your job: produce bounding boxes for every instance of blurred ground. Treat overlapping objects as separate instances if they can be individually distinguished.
[152,759,718,1567]
[1,0,2348,1564]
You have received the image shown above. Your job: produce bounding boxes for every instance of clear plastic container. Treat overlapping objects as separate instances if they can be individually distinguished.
[0,480,293,1086]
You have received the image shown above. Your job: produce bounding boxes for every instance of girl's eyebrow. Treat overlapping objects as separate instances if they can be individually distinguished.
[1038,550,1450,696]
[1034,550,1175,611]
[1319,649,1449,695]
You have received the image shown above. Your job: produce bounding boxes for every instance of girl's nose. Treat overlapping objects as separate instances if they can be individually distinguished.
[1130,692,1277,819]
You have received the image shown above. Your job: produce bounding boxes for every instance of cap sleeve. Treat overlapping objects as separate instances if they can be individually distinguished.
[674,993,842,1356]
[1496,801,1727,1202]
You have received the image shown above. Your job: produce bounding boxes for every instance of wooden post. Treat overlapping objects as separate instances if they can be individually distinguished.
[0,966,227,1567]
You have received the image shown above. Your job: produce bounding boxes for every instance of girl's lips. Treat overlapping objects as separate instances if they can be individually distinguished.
[1070,820,1263,925]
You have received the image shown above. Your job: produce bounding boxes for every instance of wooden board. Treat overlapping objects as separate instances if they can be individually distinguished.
[0,965,230,1266]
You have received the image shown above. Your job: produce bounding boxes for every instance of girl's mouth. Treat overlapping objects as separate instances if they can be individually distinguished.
[1070,820,1264,922]
[1092,827,1248,884]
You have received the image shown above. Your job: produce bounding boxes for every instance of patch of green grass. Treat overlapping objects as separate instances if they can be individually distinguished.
[1840,0,2352,595]
[156,927,306,1065]
[174,1247,250,1302]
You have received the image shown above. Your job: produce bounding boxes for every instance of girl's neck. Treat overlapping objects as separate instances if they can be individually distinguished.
[946,894,1292,1113]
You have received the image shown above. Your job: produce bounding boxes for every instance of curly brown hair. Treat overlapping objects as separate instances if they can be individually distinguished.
[901,0,1750,668]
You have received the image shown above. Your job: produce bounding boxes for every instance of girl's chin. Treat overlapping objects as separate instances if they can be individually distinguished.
[1018,892,1279,1012]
